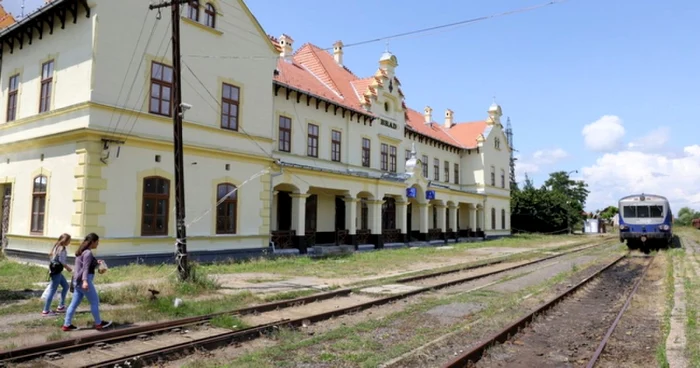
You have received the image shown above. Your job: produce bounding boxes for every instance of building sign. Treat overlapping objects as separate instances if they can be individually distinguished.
[380,119,397,130]
[406,187,417,198]
[426,190,435,200]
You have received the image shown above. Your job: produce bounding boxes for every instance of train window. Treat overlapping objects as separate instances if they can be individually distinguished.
[623,206,636,218]
[637,206,650,218]
[649,205,663,217]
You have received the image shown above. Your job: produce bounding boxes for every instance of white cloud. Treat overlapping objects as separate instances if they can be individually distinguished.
[515,148,568,182]
[581,144,700,212]
[626,126,670,152]
[581,115,626,152]
[532,148,569,165]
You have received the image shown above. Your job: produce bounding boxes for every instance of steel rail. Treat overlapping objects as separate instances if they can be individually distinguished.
[79,242,612,368]
[586,254,656,368]
[442,252,630,368]
[0,240,609,366]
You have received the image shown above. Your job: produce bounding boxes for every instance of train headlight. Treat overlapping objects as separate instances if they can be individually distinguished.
[619,225,627,230]
[659,224,670,231]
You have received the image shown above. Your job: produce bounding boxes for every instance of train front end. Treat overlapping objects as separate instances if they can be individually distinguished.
[618,194,672,251]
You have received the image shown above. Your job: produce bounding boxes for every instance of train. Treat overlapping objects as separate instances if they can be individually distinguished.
[618,193,673,252]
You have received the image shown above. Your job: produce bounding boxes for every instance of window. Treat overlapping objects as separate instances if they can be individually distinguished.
[622,205,664,218]
[278,116,291,152]
[6,74,19,122]
[382,197,396,230]
[491,208,496,230]
[405,150,411,163]
[216,183,237,234]
[495,137,501,149]
[444,161,449,183]
[307,124,319,157]
[331,130,341,162]
[221,83,239,131]
[454,164,459,184]
[422,155,428,177]
[142,176,170,236]
[446,208,450,230]
[149,61,173,117]
[490,166,496,186]
[500,169,506,188]
[305,194,318,231]
[362,138,370,167]
[39,60,54,113]
[187,1,199,21]
[380,143,388,171]
[433,158,439,181]
[30,175,47,234]
[501,209,506,230]
[204,3,216,28]
[389,146,397,173]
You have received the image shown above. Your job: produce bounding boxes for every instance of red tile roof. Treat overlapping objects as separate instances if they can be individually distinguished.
[271,36,490,149]
[0,5,16,29]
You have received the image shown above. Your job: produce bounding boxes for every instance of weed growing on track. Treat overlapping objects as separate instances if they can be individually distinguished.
[194,246,622,367]
[657,250,674,368]
[682,252,700,367]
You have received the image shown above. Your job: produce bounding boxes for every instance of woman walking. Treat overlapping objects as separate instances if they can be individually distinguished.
[62,233,112,331]
[42,233,72,316]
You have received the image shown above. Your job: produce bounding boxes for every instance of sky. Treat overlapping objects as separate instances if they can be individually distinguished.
[5,0,700,213]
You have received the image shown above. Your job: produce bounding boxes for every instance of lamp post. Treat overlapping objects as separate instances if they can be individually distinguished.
[566,170,577,235]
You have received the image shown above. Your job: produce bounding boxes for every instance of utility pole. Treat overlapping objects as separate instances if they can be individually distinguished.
[149,0,190,281]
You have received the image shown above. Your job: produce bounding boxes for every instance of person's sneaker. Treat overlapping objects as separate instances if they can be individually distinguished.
[94,321,112,330]
[56,305,66,313]
[41,311,56,317]
[61,325,78,332]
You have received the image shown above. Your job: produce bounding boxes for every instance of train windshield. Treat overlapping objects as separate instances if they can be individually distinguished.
[622,205,664,218]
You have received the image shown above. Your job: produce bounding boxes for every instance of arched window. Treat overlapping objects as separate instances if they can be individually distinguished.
[500,169,506,188]
[31,175,47,234]
[445,207,450,230]
[187,1,200,21]
[216,183,237,234]
[491,208,496,230]
[382,197,396,230]
[142,176,170,236]
[501,209,506,230]
[360,199,369,230]
[204,3,216,28]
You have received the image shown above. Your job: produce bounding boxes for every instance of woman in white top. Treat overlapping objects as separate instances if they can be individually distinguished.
[42,233,73,317]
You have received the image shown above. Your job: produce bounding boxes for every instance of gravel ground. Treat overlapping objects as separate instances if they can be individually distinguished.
[473,255,651,368]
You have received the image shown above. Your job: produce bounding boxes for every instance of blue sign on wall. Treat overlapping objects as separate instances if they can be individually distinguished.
[406,187,417,198]
[426,190,436,200]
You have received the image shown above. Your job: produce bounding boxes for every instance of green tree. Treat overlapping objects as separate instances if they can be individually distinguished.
[675,207,700,226]
[510,172,589,234]
[599,206,619,220]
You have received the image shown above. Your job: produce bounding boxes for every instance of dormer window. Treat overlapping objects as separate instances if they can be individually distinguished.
[495,137,501,149]
[204,3,216,28]
[388,79,393,93]
[187,1,199,21]
[384,102,389,112]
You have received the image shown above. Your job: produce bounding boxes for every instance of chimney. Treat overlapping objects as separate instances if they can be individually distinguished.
[333,40,344,67]
[424,106,433,124]
[444,109,454,129]
[279,34,294,62]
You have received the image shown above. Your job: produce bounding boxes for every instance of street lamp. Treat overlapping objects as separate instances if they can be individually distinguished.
[566,170,578,234]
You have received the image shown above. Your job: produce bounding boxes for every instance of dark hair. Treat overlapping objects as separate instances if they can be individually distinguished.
[50,233,71,260]
[75,233,100,257]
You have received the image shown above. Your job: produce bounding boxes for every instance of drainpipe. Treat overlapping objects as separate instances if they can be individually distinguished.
[482,196,487,239]
[268,168,284,252]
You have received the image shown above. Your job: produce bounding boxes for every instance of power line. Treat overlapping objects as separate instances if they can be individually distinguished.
[182,0,571,60]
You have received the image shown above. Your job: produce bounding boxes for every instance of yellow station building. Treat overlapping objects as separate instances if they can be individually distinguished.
[0,0,513,264]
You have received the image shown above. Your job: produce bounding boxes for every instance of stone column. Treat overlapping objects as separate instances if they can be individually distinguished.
[344,196,359,247]
[449,204,458,240]
[418,202,429,241]
[290,193,309,253]
[368,199,384,248]
[396,199,408,243]
[469,203,477,231]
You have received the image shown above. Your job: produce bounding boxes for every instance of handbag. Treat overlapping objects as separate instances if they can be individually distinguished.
[48,253,64,275]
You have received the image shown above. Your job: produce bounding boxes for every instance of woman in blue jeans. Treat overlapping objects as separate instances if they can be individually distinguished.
[42,233,73,316]
[62,233,112,331]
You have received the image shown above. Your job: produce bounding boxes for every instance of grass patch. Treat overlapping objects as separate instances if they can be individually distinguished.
[190,244,622,367]
[681,249,700,367]
[0,258,49,292]
[657,250,675,368]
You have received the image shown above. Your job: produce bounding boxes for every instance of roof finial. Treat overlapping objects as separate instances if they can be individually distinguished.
[385,39,390,53]
[492,95,497,104]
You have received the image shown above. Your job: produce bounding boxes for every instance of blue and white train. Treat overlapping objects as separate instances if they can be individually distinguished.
[618,193,673,251]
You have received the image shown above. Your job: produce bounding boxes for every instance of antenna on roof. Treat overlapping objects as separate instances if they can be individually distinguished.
[20,0,26,19]
[385,40,390,53]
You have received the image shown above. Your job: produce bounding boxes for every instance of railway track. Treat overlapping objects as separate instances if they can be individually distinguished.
[0,240,611,368]
[442,252,655,368]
